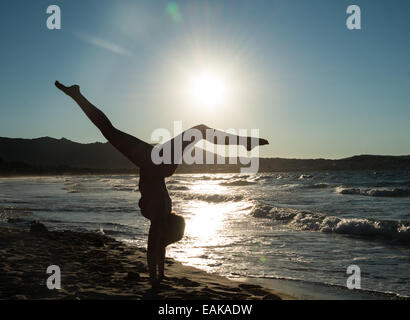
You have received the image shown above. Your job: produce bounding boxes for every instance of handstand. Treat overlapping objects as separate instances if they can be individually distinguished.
[55,81,268,287]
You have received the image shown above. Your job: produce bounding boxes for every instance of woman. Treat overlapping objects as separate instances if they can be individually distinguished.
[55,81,268,286]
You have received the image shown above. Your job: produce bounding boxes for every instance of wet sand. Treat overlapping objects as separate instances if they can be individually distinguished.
[0,223,293,300]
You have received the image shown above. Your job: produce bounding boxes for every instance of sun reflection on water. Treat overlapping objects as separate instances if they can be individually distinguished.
[167,190,253,272]
[185,201,228,242]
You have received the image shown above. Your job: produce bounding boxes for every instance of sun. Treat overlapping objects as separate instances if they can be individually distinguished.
[188,70,228,108]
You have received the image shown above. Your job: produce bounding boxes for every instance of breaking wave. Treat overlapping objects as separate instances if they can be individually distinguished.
[252,174,274,181]
[167,185,189,191]
[166,179,181,185]
[63,183,82,193]
[219,179,257,186]
[302,183,329,189]
[335,186,410,197]
[250,204,410,244]
[299,174,313,180]
[176,193,244,203]
[111,185,137,192]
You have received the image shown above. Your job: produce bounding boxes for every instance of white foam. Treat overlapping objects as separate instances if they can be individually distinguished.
[167,185,189,191]
[299,174,313,180]
[178,193,244,203]
[335,186,410,197]
[250,204,410,244]
[219,179,257,186]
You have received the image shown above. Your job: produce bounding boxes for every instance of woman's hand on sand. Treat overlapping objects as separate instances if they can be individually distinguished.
[55,81,80,97]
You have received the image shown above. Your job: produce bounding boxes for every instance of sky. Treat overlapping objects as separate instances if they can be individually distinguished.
[0,0,409,159]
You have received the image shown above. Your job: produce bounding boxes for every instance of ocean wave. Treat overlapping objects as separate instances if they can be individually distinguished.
[0,207,35,223]
[167,185,189,191]
[66,189,80,193]
[195,175,216,180]
[250,204,410,244]
[56,205,136,213]
[299,174,313,180]
[219,179,257,186]
[335,186,410,197]
[176,193,244,203]
[194,174,251,181]
[374,180,410,188]
[194,175,225,181]
[63,183,84,193]
[302,183,329,189]
[112,186,137,192]
[106,181,137,192]
[166,179,181,185]
[1,206,51,212]
[0,199,32,205]
[252,174,274,181]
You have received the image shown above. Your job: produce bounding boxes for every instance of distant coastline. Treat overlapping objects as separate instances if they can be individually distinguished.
[1,136,410,175]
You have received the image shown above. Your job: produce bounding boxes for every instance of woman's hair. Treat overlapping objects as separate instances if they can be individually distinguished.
[164,212,185,246]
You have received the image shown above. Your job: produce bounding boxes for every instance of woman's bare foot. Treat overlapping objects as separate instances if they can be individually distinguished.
[246,137,269,151]
[55,81,80,97]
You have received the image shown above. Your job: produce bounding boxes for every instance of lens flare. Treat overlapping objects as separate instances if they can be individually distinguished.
[166,2,182,23]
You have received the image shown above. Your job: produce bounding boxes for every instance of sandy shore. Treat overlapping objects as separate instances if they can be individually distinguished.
[0,223,293,300]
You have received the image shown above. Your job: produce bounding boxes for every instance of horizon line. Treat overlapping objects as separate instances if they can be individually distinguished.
[1,135,409,161]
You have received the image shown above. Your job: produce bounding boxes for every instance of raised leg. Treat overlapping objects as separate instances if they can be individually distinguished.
[155,124,269,175]
[55,81,154,169]
[192,124,269,151]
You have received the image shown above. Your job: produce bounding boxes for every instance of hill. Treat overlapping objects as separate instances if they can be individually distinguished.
[0,137,409,175]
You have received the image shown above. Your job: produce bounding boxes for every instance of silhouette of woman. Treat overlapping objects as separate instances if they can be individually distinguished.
[55,81,268,286]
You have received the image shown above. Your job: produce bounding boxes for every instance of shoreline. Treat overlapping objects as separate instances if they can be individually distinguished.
[1,168,409,179]
[238,277,408,300]
[0,224,293,300]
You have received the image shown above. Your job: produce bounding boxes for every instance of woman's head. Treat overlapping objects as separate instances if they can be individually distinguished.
[164,212,185,246]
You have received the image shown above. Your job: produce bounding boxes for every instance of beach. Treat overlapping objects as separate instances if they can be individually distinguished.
[0,223,292,300]
[1,173,409,299]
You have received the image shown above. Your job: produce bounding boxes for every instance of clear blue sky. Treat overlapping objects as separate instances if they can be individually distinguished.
[0,0,409,158]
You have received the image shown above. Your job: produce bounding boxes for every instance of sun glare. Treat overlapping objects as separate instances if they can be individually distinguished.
[188,70,228,108]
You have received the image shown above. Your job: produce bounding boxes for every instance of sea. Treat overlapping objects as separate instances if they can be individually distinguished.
[1,170,409,299]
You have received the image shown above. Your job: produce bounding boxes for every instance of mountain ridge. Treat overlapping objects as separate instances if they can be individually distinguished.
[1,136,410,174]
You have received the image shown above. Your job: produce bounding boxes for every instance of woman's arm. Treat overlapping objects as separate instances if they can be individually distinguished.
[147,221,167,286]
[158,245,166,280]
